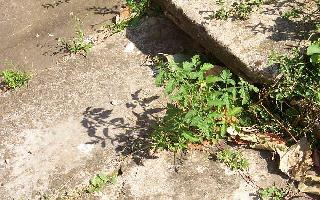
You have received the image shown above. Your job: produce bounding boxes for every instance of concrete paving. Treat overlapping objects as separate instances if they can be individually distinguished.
[0,1,314,199]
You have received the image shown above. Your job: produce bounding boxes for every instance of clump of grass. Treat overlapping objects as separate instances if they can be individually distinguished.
[258,185,286,200]
[0,70,31,89]
[86,172,118,193]
[216,148,249,171]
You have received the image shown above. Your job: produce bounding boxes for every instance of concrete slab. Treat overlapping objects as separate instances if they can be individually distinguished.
[0,1,316,199]
[153,0,317,83]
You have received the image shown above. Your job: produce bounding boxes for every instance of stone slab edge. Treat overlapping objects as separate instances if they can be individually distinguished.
[153,0,302,83]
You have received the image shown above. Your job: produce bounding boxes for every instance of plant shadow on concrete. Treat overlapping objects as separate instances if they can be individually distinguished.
[245,0,319,42]
[86,5,119,16]
[81,89,164,165]
[125,16,194,56]
[42,0,71,9]
[84,1,202,56]
[40,38,73,57]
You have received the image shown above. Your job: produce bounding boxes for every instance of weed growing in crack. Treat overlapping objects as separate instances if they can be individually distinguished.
[152,55,258,151]
[0,70,31,89]
[216,148,249,171]
[247,39,320,147]
[282,9,300,20]
[127,0,149,14]
[106,0,150,34]
[215,8,230,20]
[86,171,118,193]
[258,185,286,200]
[59,18,93,56]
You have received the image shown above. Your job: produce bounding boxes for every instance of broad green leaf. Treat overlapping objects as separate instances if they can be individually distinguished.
[220,122,227,137]
[155,70,165,86]
[208,99,225,107]
[183,62,193,72]
[208,112,223,119]
[307,43,320,55]
[165,79,176,94]
[182,131,200,142]
[220,70,232,80]
[185,110,197,122]
[189,72,201,79]
[190,115,201,125]
[206,76,222,84]
[228,107,242,116]
[191,55,201,66]
[98,173,108,182]
[90,176,102,187]
[200,63,214,71]
[310,54,320,66]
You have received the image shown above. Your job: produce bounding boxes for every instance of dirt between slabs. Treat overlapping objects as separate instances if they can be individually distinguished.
[0,0,317,199]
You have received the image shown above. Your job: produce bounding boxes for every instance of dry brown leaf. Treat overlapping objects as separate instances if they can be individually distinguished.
[227,127,320,195]
[227,127,288,152]
[279,137,313,181]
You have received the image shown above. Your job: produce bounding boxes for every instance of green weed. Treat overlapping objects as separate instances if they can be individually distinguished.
[107,20,130,34]
[282,9,300,20]
[216,148,249,171]
[127,0,149,15]
[234,1,253,19]
[250,40,320,147]
[106,0,150,34]
[59,19,93,56]
[215,8,230,20]
[307,39,320,66]
[0,70,31,89]
[152,55,258,151]
[86,172,117,193]
[258,185,285,200]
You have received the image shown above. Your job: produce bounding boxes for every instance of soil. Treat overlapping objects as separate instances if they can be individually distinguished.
[0,0,316,199]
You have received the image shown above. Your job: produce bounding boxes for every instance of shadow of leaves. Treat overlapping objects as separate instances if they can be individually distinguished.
[81,89,165,165]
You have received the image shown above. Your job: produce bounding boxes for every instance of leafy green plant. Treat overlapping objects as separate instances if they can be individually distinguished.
[106,0,150,35]
[86,172,117,193]
[152,55,258,151]
[216,148,249,171]
[240,39,320,150]
[59,19,93,56]
[215,8,230,20]
[282,9,300,20]
[107,20,130,34]
[307,39,320,66]
[0,70,31,89]
[127,0,149,15]
[234,1,253,19]
[258,185,285,200]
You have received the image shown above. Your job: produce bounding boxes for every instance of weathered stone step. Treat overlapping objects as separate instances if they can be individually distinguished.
[154,0,316,83]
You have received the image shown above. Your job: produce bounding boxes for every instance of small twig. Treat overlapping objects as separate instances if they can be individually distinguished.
[260,103,298,142]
